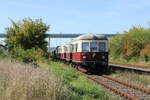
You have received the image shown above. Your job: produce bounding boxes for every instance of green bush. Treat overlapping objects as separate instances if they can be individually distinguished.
[109,25,150,63]
[140,41,150,62]
[121,39,143,60]
[0,45,9,59]
[5,18,49,52]
[109,34,125,58]
[4,18,49,64]
[10,47,46,65]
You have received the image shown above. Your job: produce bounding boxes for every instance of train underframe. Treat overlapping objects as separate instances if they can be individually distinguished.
[52,56,109,74]
[72,61,109,74]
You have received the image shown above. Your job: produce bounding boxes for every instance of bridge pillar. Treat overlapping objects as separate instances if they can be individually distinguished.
[48,36,50,52]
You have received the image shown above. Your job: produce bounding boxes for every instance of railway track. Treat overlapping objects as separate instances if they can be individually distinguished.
[62,62,150,100]
[109,64,150,74]
[80,72,150,100]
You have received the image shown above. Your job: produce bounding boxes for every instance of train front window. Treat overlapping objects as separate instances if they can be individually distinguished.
[82,42,90,52]
[99,42,106,52]
[90,42,98,52]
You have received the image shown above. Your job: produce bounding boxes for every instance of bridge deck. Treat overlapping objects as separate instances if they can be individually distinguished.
[0,33,116,38]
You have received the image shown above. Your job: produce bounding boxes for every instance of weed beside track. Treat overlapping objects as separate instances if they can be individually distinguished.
[40,60,120,100]
[110,71,150,87]
[0,60,71,100]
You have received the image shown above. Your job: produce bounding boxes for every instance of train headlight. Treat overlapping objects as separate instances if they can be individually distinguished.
[102,56,105,59]
[92,53,96,57]
[82,55,86,59]
[102,61,108,66]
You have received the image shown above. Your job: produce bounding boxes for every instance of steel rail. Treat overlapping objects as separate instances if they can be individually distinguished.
[102,75,150,94]
[79,72,139,100]
[109,64,150,74]
[62,62,149,100]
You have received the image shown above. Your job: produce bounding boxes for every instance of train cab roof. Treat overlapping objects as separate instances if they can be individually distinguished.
[75,34,107,41]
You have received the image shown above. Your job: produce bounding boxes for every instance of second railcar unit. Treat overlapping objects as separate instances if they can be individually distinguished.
[65,43,73,62]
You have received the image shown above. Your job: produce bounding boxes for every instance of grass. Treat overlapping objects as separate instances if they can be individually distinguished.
[0,57,121,100]
[40,59,120,100]
[110,71,150,87]
[0,60,71,100]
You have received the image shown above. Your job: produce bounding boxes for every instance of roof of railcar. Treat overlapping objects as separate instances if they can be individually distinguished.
[74,34,107,41]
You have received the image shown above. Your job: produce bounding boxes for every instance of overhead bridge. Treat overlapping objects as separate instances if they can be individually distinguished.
[0,33,116,38]
[0,33,117,51]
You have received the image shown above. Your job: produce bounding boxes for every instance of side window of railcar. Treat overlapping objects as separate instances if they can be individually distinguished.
[73,44,76,52]
[75,43,78,52]
[65,46,67,53]
[90,42,98,52]
[70,44,73,52]
[82,42,90,52]
[99,42,106,52]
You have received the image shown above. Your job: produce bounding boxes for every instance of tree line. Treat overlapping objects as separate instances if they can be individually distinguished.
[110,26,150,63]
[1,18,150,65]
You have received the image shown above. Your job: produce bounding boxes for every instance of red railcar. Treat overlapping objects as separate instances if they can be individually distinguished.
[65,43,72,62]
[53,34,109,73]
[71,34,108,72]
[59,45,66,60]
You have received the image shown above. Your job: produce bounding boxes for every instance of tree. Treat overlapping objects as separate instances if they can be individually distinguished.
[5,18,49,52]
[140,41,150,62]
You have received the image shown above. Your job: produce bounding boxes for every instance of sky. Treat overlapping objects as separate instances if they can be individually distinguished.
[0,0,150,34]
[0,0,150,47]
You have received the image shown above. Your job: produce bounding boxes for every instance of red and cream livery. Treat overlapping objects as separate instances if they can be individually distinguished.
[51,34,108,73]
[65,43,72,62]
